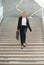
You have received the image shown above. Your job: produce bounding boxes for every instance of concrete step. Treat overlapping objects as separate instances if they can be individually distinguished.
[0,36,43,38]
[0,45,44,47]
[0,47,44,49]
[0,44,44,46]
[0,38,42,41]
[1,57,44,60]
[0,61,44,64]
[0,41,43,43]
[0,46,44,50]
[0,58,44,61]
[0,37,42,41]
[0,51,44,55]
[1,64,44,65]
[0,37,43,40]
[0,43,44,45]
[1,53,44,56]
[0,48,44,50]
[0,43,43,44]
[0,50,44,53]
[0,55,44,58]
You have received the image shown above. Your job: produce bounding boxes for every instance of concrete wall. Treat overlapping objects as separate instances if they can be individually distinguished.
[2,0,40,17]
[42,17,44,42]
[0,6,3,22]
[2,0,21,17]
[0,0,2,6]
[0,0,3,22]
[41,8,44,42]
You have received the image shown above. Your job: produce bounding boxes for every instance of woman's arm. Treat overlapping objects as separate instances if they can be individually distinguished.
[27,19,32,31]
[17,18,20,31]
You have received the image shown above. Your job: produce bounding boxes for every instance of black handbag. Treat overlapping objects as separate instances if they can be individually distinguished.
[16,31,19,40]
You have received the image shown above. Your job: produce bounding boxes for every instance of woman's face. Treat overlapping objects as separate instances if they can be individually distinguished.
[22,11,26,17]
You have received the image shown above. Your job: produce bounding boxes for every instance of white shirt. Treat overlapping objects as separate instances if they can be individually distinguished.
[22,17,26,26]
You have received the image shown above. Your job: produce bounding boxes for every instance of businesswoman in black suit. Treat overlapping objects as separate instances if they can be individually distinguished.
[17,11,32,49]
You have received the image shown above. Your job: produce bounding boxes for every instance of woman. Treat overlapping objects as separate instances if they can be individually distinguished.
[17,11,32,49]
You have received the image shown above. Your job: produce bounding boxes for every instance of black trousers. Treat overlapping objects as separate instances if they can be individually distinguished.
[20,26,27,46]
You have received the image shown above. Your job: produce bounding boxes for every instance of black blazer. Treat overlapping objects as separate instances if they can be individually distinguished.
[17,16,32,31]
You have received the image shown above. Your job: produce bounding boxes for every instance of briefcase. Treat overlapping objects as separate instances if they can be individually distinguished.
[16,31,19,40]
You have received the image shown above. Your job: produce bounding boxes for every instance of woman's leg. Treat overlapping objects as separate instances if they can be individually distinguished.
[23,31,26,43]
[20,29,26,45]
[20,26,26,48]
[20,29,24,46]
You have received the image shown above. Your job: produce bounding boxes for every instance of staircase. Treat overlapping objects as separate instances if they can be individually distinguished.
[0,18,44,65]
